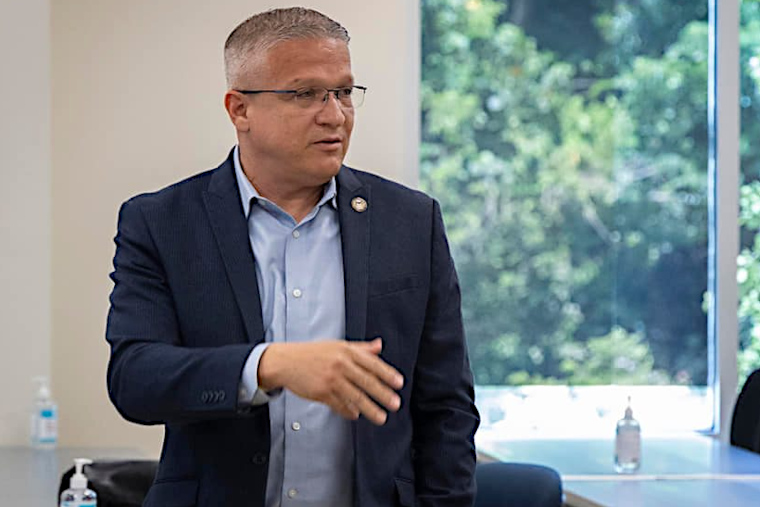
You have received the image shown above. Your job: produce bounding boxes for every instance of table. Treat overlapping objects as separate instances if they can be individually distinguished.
[477,435,760,507]
[1,446,145,506]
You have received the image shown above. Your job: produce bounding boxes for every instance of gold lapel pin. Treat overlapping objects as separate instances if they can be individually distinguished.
[351,197,368,213]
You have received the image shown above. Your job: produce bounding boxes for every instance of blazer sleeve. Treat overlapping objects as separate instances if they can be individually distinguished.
[411,199,480,506]
[105,198,256,425]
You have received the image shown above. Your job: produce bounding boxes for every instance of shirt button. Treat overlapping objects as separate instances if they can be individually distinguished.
[287,488,298,498]
[291,421,301,431]
[292,288,302,298]
[292,230,301,239]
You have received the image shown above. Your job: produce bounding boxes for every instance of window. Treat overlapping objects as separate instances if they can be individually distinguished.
[421,0,725,437]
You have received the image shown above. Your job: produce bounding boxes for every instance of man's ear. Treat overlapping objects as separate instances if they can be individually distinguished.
[224,91,250,133]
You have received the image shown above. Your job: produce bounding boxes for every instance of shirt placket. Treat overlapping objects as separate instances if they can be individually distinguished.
[282,217,313,504]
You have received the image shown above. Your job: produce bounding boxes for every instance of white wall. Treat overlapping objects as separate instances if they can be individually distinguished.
[49,1,419,455]
[0,0,52,445]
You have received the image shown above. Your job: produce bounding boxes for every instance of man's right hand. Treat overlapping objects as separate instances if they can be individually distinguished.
[257,338,404,425]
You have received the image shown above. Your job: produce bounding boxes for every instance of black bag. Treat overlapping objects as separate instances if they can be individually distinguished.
[57,460,158,507]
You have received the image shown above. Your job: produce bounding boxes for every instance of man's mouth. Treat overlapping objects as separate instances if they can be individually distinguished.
[315,137,342,146]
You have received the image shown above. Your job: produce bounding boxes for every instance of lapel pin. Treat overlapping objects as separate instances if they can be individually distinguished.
[351,197,368,213]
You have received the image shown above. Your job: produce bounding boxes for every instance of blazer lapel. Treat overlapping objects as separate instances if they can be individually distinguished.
[337,166,371,342]
[202,154,265,344]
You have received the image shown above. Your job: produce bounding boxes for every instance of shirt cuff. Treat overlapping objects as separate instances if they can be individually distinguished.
[238,343,282,406]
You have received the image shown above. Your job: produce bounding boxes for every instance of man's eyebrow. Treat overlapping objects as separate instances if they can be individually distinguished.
[284,76,356,88]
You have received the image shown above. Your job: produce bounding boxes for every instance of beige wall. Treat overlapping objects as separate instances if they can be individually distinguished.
[0,0,52,445]
[50,1,419,456]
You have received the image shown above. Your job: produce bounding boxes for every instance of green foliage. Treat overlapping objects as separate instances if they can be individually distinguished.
[734,0,760,387]
[420,0,752,386]
[739,182,760,382]
[559,327,667,385]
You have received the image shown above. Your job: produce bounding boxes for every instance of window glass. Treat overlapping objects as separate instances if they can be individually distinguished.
[421,0,711,436]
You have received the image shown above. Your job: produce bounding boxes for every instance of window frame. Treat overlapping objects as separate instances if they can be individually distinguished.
[712,0,740,440]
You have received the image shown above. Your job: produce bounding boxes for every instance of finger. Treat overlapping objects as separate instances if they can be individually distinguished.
[343,360,401,412]
[327,392,360,420]
[335,377,388,425]
[351,392,388,426]
[351,348,405,391]
[355,337,383,354]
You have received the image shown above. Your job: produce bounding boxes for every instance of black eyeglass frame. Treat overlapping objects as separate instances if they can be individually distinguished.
[234,85,367,107]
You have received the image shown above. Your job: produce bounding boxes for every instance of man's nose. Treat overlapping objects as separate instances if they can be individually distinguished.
[315,93,347,126]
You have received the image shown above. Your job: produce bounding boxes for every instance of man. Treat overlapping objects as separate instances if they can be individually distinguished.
[106,7,479,507]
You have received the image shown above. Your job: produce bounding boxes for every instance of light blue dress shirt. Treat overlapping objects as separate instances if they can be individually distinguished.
[233,147,354,507]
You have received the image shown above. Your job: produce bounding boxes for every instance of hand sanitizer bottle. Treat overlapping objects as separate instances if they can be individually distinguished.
[615,396,641,473]
[60,458,98,507]
[30,376,58,449]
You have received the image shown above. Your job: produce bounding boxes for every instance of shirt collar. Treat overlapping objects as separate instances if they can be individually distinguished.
[233,145,338,218]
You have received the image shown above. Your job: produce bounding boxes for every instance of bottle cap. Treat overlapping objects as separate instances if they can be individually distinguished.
[624,396,633,419]
[70,458,92,489]
[33,376,51,401]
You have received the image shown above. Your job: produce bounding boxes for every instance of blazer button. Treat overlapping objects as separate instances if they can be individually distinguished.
[251,453,267,465]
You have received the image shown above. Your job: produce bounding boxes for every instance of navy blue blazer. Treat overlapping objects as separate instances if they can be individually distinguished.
[106,152,479,507]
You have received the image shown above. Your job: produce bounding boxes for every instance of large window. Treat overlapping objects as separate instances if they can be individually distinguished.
[420,0,740,437]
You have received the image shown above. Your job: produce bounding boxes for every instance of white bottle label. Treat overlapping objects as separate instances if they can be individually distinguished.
[61,502,96,507]
[37,409,57,443]
[615,429,640,462]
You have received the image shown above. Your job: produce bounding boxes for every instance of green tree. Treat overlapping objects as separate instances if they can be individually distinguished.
[421,0,712,385]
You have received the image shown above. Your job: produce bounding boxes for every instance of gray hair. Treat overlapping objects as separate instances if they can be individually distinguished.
[224,7,351,88]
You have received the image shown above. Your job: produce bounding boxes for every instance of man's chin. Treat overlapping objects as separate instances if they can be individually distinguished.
[316,157,345,177]
[294,163,342,188]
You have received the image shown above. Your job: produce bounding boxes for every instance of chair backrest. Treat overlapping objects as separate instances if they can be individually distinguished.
[58,460,158,507]
[731,369,760,453]
[474,462,562,507]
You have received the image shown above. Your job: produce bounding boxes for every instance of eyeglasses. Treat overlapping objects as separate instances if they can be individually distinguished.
[235,86,367,109]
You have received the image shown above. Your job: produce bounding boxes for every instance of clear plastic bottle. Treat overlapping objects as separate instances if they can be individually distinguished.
[30,376,58,450]
[60,458,97,507]
[614,396,641,473]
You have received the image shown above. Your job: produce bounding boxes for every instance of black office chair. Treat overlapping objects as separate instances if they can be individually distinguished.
[731,369,760,453]
[474,462,563,507]
[57,460,158,507]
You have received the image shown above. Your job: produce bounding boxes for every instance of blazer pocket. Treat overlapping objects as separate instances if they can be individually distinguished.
[394,477,415,507]
[144,478,198,507]
[369,275,422,298]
